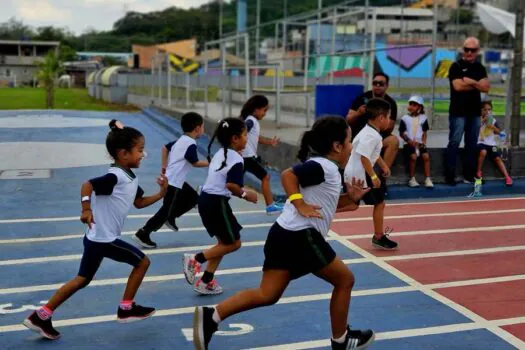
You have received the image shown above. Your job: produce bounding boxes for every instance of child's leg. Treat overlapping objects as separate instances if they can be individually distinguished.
[196,239,241,283]
[477,149,487,176]
[261,174,273,206]
[408,154,417,177]
[122,256,151,301]
[372,201,385,238]
[314,258,355,339]
[494,157,511,178]
[141,186,176,233]
[215,269,290,320]
[45,276,91,310]
[422,153,431,177]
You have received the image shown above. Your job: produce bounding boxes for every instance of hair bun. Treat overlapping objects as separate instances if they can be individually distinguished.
[109,119,124,130]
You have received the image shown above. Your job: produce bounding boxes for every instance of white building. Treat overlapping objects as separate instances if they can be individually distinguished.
[357,7,434,35]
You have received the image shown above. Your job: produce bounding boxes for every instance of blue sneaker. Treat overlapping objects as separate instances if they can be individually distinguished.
[266,203,283,216]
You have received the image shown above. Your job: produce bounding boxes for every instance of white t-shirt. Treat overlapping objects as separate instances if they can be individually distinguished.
[86,166,143,243]
[344,124,382,188]
[478,118,499,147]
[165,135,199,188]
[241,115,260,158]
[202,148,244,197]
[277,157,341,236]
[399,114,430,143]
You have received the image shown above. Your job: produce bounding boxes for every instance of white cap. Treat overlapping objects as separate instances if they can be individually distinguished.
[408,95,424,106]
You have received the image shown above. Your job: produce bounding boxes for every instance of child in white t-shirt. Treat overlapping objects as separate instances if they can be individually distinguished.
[477,101,512,186]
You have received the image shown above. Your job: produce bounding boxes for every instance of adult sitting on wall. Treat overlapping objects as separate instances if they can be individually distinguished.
[346,72,399,169]
[445,37,489,185]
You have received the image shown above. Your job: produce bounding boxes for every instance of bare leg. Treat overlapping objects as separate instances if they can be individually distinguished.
[422,153,431,177]
[314,258,355,338]
[382,135,400,169]
[372,201,385,238]
[122,256,151,301]
[408,154,417,177]
[45,276,90,310]
[216,269,290,320]
[261,174,273,206]
[201,239,241,274]
[477,149,487,175]
[494,157,510,178]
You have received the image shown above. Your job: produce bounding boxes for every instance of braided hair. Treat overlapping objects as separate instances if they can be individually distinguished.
[207,117,246,171]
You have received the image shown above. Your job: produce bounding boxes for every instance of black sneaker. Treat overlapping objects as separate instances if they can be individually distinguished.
[133,229,157,249]
[165,220,179,232]
[331,325,375,349]
[23,311,60,340]
[117,303,155,323]
[193,306,218,350]
[372,234,398,250]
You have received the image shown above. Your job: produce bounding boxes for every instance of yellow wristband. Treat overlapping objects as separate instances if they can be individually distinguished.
[371,174,378,180]
[288,193,303,202]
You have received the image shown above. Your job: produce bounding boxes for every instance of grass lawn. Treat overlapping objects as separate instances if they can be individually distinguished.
[0,88,138,111]
[397,99,525,115]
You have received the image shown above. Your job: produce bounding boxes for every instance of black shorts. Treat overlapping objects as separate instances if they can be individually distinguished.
[263,223,336,280]
[362,174,386,206]
[78,236,145,280]
[403,144,429,158]
[243,156,268,180]
[478,144,501,160]
[198,192,242,244]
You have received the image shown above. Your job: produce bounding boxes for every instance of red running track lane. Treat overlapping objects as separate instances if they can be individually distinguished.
[334,197,525,219]
[331,211,525,236]
[435,280,525,321]
[351,228,525,257]
[388,250,525,284]
[501,324,525,342]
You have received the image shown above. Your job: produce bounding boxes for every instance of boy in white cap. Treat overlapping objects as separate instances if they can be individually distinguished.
[399,95,433,188]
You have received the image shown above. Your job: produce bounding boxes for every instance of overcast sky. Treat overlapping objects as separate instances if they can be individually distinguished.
[0,0,214,34]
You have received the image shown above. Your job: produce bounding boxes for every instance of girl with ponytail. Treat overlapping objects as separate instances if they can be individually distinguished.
[193,117,375,350]
[183,117,258,296]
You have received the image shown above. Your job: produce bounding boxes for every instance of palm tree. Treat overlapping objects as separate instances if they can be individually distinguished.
[37,50,61,109]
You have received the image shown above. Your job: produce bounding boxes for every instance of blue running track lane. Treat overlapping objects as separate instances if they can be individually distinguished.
[0,110,517,349]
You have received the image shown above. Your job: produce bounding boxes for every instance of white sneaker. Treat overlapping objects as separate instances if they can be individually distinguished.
[182,253,201,285]
[193,279,223,295]
[408,177,420,187]
[424,177,434,188]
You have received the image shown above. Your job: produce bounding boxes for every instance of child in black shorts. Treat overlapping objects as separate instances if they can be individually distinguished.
[344,98,398,250]
[182,118,258,295]
[193,116,375,350]
[240,95,283,215]
[23,120,167,339]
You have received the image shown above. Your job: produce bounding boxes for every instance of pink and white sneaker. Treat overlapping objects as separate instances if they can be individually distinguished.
[193,279,223,295]
[182,253,201,285]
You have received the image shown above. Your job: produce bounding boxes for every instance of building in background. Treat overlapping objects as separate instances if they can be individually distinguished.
[0,40,59,86]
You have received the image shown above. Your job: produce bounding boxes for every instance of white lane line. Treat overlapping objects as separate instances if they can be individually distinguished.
[0,258,366,295]
[426,274,525,289]
[2,196,523,224]
[2,238,524,267]
[3,209,524,245]
[0,285,414,333]
[247,317,525,350]
[327,230,525,349]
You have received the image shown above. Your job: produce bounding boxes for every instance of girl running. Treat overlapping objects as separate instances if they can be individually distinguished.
[240,95,283,215]
[183,118,258,295]
[23,120,167,340]
[192,116,375,350]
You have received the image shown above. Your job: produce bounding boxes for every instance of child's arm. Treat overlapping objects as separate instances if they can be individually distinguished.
[225,162,257,203]
[376,157,391,177]
[80,181,95,228]
[337,177,370,212]
[258,135,279,147]
[185,144,209,168]
[134,175,168,209]
[422,130,428,145]
[192,160,210,168]
[281,168,322,218]
[161,145,169,174]
[362,156,381,188]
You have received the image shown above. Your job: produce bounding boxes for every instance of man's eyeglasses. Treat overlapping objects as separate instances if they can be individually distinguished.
[372,81,386,87]
[463,47,478,54]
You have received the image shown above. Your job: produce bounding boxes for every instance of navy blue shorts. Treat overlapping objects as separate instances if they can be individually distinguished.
[243,156,268,180]
[78,236,146,280]
[198,192,242,244]
[478,144,501,160]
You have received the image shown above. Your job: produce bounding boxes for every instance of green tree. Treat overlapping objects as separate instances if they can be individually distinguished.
[37,50,62,108]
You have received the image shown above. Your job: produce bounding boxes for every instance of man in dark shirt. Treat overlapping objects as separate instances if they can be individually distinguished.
[445,37,490,185]
[346,72,399,169]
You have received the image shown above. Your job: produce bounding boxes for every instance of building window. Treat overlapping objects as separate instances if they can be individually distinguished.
[6,69,11,77]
